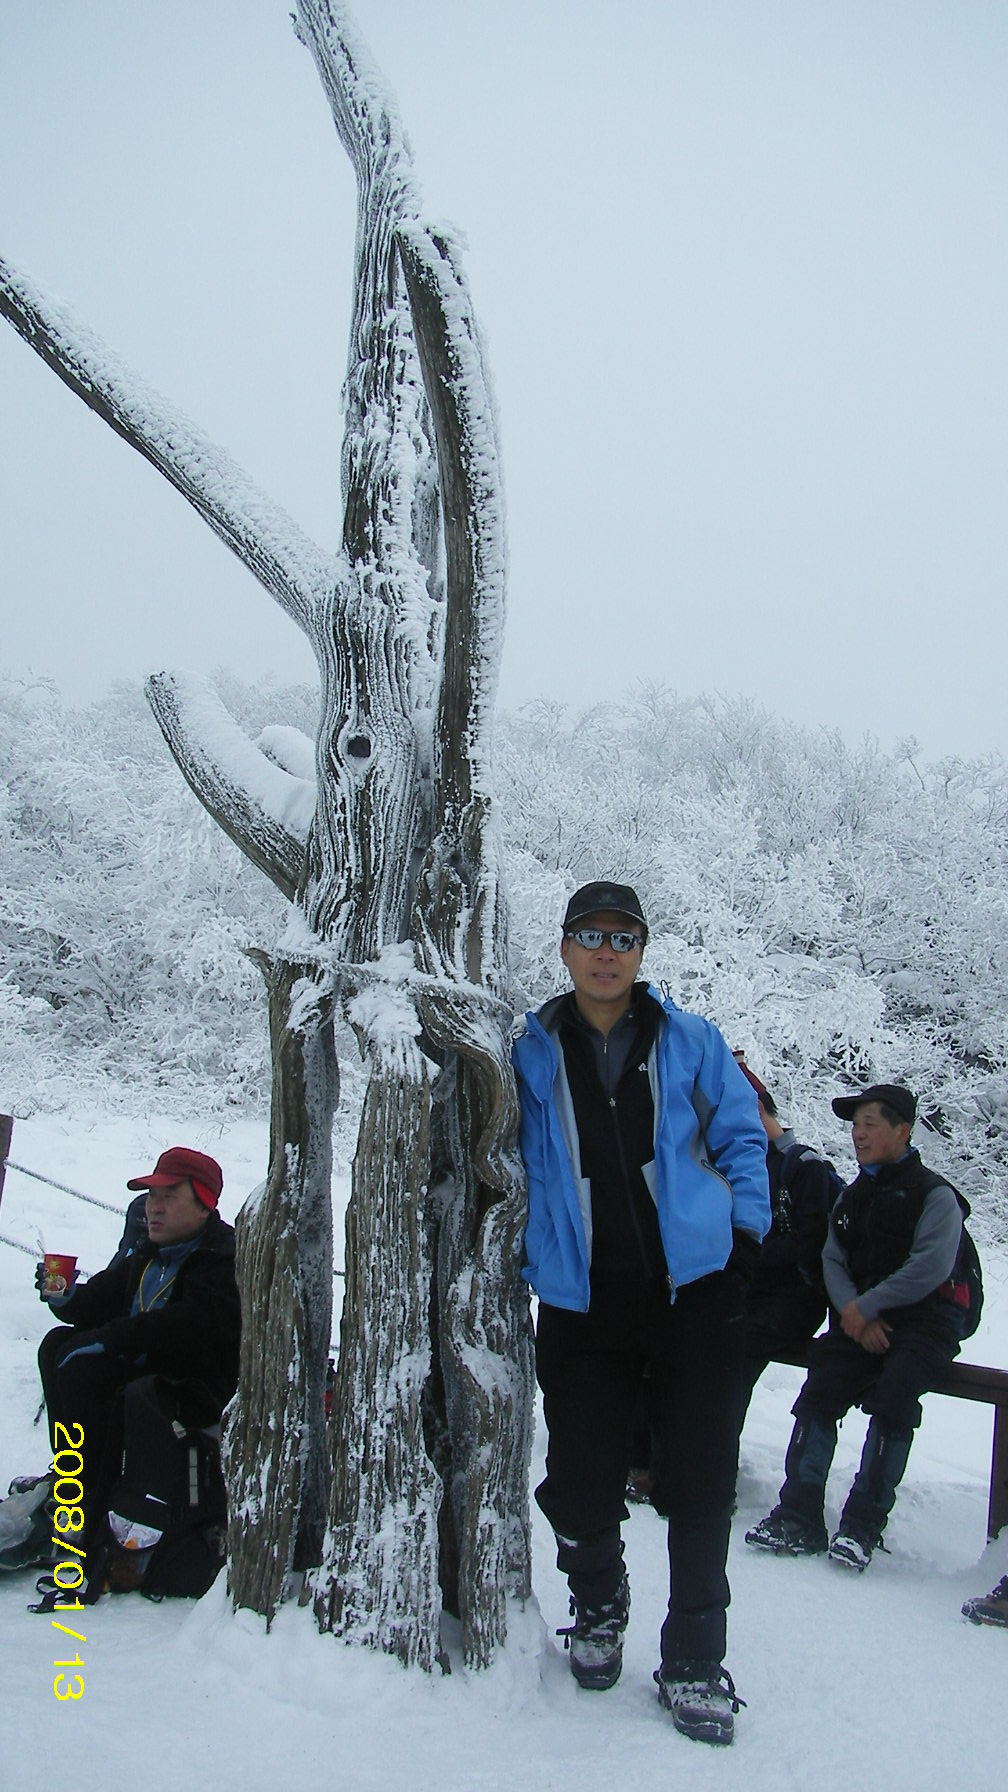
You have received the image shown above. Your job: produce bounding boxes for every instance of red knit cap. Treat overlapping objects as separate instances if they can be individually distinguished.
[126,1146,223,1210]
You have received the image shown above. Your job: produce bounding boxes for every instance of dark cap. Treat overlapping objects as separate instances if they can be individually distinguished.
[831,1084,917,1127]
[126,1145,224,1210]
[563,881,648,938]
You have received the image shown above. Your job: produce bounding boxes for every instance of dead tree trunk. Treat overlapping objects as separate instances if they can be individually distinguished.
[0,0,533,1667]
[223,953,337,1615]
[318,1020,444,1666]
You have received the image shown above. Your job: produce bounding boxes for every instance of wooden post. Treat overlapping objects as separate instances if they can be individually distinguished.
[0,1115,12,1214]
[989,1400,1008,1540]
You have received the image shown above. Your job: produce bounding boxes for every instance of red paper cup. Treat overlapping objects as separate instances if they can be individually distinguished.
[42,1252,77,1297]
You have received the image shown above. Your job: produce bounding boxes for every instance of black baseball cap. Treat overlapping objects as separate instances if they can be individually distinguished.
[563,881,648,938]
[832,1083,917,1126]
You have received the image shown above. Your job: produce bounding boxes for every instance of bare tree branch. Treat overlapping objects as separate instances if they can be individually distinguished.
[146,671,311,900]
[397,221,506,822]
[0,256,335,640]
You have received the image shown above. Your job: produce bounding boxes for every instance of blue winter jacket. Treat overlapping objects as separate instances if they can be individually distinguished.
[512,983,770,1312]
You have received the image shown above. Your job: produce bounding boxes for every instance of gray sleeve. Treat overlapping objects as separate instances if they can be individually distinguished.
[823,1217,858,1312]
[856,1185,963,1322]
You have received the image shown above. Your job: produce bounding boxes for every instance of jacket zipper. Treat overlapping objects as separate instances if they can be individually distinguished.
[606,1058,656,1283]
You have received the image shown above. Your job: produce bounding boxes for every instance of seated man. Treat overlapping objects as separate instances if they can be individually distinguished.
[35,1145,240,1598]
[746,1084,965,1571]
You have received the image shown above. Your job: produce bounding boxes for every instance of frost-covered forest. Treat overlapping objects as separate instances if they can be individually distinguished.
[3,670,1007,1235]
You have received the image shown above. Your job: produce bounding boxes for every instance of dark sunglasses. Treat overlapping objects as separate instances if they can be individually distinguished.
[565,927,644,954]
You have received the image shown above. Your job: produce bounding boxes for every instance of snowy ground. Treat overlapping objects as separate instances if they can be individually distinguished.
[2,1109,1006,1790]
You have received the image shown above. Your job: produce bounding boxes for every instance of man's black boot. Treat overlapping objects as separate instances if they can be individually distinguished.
[655,1661,743,1745]
[557,1568,630,1690]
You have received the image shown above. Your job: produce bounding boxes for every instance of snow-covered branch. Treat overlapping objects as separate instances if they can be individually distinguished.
[293,0,413,197]
[293,0,442,669]
[0,256,335,640]
[398,220,506,818]
[145,671,313,901]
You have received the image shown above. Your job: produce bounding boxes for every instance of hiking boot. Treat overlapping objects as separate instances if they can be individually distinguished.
[655,1662,743,1746]
[962,1575,1008,1627]
[745,1507,827,1556]
[557,1569,630,1690]
[829,1528,875,1571]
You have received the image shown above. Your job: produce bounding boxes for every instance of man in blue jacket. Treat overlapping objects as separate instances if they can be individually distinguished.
[512,882,769,1746]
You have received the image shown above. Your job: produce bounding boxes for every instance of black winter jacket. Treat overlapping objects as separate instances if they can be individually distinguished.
[52,1210,241,1412]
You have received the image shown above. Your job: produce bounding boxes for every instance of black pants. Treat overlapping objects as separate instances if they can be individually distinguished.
[793,1304,961,1434]
[776,1304,962,1533]
[38,1326,222,1544]
[737,1284,827,1428]
[534,1272,745,1667]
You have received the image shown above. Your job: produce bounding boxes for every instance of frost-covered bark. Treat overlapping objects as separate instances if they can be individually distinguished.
[317,992,443,1666]
[146,671,313,901]
[225,953,337,1622]
[0,0,532,1666]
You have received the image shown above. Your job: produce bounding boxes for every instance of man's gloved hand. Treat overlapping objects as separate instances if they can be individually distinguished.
[34,1261,78,1304]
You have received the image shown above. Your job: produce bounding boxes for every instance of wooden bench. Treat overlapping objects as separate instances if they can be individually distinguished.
[934,1361,1008,1539]
[769,1347,1008,1539]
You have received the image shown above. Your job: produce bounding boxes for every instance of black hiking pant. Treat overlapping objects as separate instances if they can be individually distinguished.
[535,1271,746,1667]
[736,1282,827,1430]
[793,1302,961,1434]
[38,1326,223,1546]
[777,1302,961,1536]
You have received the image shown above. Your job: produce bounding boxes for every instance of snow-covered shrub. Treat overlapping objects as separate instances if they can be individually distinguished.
[2,674,1006,1234]
[0,674,280,1115]
[497,689,1008,1236]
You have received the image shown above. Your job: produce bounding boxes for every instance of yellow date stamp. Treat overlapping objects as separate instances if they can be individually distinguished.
[50,1422,86,1702]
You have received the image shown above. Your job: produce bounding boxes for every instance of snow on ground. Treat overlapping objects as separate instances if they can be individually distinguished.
[2,1110,1006,1790]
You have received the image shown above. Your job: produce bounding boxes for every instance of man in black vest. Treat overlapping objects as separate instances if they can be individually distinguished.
[746,1084,964,1570]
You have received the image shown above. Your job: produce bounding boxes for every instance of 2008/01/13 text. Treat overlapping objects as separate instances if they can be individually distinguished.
[50,1421,87,1701]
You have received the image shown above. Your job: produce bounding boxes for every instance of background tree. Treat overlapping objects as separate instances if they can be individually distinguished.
[5,672,1006,1232]
[0,0,533,1670]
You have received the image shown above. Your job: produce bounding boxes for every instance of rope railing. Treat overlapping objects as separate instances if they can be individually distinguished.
[0,1118,345,1276]
[0,1230,38,1258]
[3,1158,125,1218]
[0,1116,125,1264]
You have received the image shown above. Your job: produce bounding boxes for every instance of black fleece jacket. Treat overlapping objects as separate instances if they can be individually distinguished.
[52,1210,241,1412]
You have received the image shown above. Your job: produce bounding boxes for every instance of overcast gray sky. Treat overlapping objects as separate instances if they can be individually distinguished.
[2,1,1006,760]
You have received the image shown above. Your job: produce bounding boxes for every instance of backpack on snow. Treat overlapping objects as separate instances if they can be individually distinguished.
[85,1375,228,1602]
